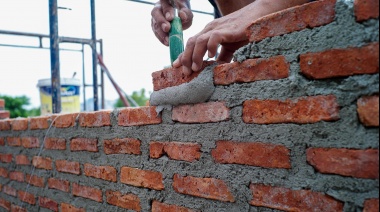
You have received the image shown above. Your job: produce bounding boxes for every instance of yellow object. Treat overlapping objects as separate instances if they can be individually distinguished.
[37,78,81,115]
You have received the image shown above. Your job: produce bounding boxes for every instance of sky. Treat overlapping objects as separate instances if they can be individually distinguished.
[0,0,214,110]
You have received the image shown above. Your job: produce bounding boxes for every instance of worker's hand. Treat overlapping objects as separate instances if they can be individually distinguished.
[151,0,193,46]
[172,10,249,75]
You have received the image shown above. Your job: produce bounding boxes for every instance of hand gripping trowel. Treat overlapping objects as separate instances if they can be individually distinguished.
[169,0,184,65]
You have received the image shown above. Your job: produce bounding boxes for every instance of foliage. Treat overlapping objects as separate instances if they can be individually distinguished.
[114,89,150,108]
[0,95,41,118]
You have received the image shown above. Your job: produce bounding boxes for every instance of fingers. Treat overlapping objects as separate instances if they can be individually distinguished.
[216,47,234,63]
[159,0,175,21]
[178,7,193,30]
[151,2,171,46]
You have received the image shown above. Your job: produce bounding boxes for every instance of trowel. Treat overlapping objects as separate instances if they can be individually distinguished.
[169,0,184,65]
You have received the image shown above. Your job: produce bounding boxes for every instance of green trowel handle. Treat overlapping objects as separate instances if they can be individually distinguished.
[169,16,184,65]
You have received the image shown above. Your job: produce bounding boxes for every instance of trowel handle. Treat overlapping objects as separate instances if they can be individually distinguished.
[169,15,184,65]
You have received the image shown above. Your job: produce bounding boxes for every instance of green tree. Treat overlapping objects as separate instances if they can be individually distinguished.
[114,89,150,108]
[0,95,41,118]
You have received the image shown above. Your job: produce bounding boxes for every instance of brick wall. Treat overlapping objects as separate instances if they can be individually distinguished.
[0,99,10,120]
[0,0,379,211]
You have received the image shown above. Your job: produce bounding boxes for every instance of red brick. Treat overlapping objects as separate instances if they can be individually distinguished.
[120,167,164,190]
[150,142,202,162]
[79,110,112,127]
[104,138,141,155]
[214,56,289,85]
[48,178,70,193]
[172,102,230,124]
[72,183,102,203]
[18,190,36,205]
[32,156,53,170]
[106,190,141,211]
[61,203,86,212]
[0,198,11,211]
[7,137,21,147]
[152,201,197,212]
[70,138,98,152]
[11,205,27,212]
[39,197,58,212]
[11,119,28,131]
[300,43,379,79]
[355,0,379,21]
[44,137,66,150]
[21,137,40,149]
[307,148,379,179]
[243,95,340,124]
[25,174,45,188]
[0,120,11,131]
[30,116,50,130]
[250,184,343,211]
[0,99,4,108]
[52,113,78,128]
[3,185,17,197]
[16,155,30,165]
[212,141,291,169]
[0,153,12,163]
[364,199,379,212]
[56,160,81,175]
[0,111,10,120]
[0,137,4,146]
[247,0,336,42]
[9,171,24,182]
[84,164,117,182]
[357,95,379,127]
[0,167,8,178]
[173,174,235,202]
[118,106,162,126]
[152,61,217,91]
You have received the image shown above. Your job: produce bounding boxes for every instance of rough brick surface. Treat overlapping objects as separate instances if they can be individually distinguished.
[106,190,141,211]
[7,137,21,146]
[152,201,197,212]
[52,113,78,128]
[0,167,8,178]
[72,183,102,203]
[364,199,379,212]
[173,174,235,202]
[56,160,81,175]
[152,61,217,91]
[104,138,141,155]
[11,119,28,131]
[0,99,4,108]
[0,111,10,120]
[44,137,66,150]
[39,197,58,212]
[243,95,340,124]
[84,164,117,182]
[16,155,30,165]
[30,116,50,130]
[150,142,202,162]
[79,110,112,127]
[247,0,336,42]
[307,148,379,179]
[120,167,164,190]
[355,0,379,21]
[212,141,291,169]
[48,178,70,193]
[61,203,85,212]
[11,204,26,212]
[0,198,11,211]
[0,153,12,163]
[9,171,24,182]
[214,56,289,85]
[300,43,379,79]
[25,174,45,188]
[172,102,230,124]
[21,137,40,148]
[250,184,344,211]
[0,120,11,131]
[32,156,53,170]
[3,185,16,197]
[0,137,4,146]
[18,191,36,205]
[357,95,379,127]
[70,138,98,152]
[118,106,162,126]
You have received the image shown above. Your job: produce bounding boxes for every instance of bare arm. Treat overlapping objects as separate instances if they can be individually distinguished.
[173,0,311,75]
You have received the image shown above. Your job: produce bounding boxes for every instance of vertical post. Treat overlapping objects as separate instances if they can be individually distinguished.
[81,44,87,111]
[91,0,99,111]
[49,0,61,114]
[100,39,105,109]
